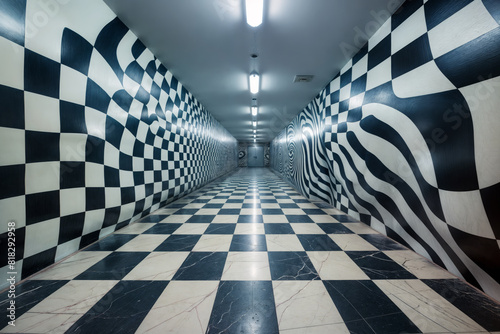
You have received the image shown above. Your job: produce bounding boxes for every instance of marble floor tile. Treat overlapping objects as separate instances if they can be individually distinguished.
[307,251,370,280]
[343,222,379,234]
[384,250,457,279]
[31,251,111,280]
[263,215,289,223]
[191,235,233,252]
[309,214,339,223]
[193,209,221,215]
[346,251,417,280]
[171,223,209,235]
[268,252,319,280]
[114,222,156,234]
[207,281,278,333]
[233,223,265,234]
[172,252,227,280]
[297,234,342,251]
[2,168,498,334]
[265,235,304,251]
[28,280,117,314]
[66,281,168,333]
[135,281,219,334]
[0,313,82,333]
[211,215,239,224]
[123,252,190,280]
[273,280,348,332]
[375,279,484,333]
[115,234,169,252]
[329,234,379,251]
[230,234,267,251]
[290,223,325,234]
[221,252,271,280]
[160,215,191,224]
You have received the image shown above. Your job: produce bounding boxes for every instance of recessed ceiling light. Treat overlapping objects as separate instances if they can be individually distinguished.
[253,129,256,133]
[249,72,259,94]
[251,106,258,116]
[253,121,257,127]
[246,0,263,27]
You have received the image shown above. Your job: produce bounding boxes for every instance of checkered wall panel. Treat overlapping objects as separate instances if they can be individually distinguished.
[271,0,500,299]
[0,0,237,287]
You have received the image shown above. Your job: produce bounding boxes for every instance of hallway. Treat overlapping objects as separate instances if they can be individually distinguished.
[1,168,499,334]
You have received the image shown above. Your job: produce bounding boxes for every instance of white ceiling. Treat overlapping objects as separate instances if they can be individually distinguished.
[103,0,401,143]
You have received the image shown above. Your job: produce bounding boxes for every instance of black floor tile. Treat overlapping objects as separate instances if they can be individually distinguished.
[237,215,264,223]
[242,203,261,208]
[261,199,277,203]
[172,252,227,280]
[264,223,294,234]
[138,214,169,223]
[261,209,283,215]
[297,234,342,251]
[302,209,326,215]
[278,203,299,209]
[268,251,319,280]
[359,234,408,250]
[172,208,199,215]
[0,280,69,329]
[67,281,168,334]
[207,281,279,334]
[205,223,236,234]
[166,203,188,208]
[143,223,182,234]
[286,215,314,223]
[75,252,148,280]
[186,215,215,224]
[218,209,241,215]
[226,199,244,203]
[323,280,420,334]
[203,203,224,208]
[313,202,333,208]
[191,199,210,203]
[154,234,201,251]
[346,251,417,279]
[423,279,500,331]
[230,235,267,251]
[332,214,359,222]
[317,223,354,234]
[293,199,309,203]
[83,234,137,251]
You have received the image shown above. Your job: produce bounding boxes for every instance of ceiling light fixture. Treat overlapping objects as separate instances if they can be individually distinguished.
[249,72,259,94]
[251,106,258,116]
[253,129,256,133]
[253,121,257,127]
[246,0,263,27]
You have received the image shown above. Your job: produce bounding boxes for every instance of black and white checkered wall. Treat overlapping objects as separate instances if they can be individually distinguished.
[0,0,237,287]
[271,0,500,299]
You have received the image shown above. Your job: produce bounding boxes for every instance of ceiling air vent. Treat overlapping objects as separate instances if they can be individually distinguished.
[293,75,314,83]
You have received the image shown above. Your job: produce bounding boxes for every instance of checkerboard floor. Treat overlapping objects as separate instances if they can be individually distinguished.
[1,168,499,334]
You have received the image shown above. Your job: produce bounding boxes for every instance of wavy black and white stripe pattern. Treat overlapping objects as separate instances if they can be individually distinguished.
[271,0,500,299]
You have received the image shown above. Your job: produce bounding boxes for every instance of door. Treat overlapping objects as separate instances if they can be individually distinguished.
[247,146,264,167]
